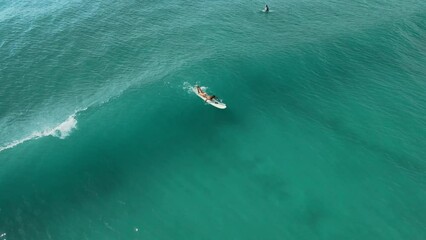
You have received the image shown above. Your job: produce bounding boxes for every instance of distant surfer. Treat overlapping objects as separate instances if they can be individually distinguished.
[264,4,269,13]
[196,85,216,101]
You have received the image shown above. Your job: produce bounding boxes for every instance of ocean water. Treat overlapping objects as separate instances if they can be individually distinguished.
[1,0,426,239]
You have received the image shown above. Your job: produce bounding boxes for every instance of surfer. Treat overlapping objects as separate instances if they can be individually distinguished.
[196,86,216,101]
[264,4,269,13]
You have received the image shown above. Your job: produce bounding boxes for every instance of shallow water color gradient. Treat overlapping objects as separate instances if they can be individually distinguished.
[0,0,426,239]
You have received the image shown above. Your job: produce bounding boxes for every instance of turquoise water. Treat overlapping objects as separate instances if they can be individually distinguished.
[1,0,426,239]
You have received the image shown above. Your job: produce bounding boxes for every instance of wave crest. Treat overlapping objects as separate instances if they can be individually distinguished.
[0,114,77,152]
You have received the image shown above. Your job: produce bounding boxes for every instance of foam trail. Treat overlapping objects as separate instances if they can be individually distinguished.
[183,82,194,93]
[0,114,78,152]
[183,82,207,94]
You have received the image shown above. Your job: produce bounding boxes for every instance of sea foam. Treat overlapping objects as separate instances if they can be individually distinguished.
[183,82,207,94]
[0,114,78,152]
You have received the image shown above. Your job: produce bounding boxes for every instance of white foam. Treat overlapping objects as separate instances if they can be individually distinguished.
[183,82,194,93]
[0,114,78,152]
[39,114,77,139]
[183,82,207,94]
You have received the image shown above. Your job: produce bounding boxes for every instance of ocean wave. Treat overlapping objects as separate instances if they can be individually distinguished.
[0,114,78,152]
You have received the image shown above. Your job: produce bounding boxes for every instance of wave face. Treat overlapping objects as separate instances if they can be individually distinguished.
[0,0,201,150]
[1,0,426,240]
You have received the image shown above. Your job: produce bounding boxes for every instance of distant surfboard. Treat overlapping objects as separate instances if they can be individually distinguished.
[193,87,226,109]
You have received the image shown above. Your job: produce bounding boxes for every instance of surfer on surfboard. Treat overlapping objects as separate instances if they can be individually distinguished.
[264,4,269,13]
[192,85,226,109]
[196,85,216,101]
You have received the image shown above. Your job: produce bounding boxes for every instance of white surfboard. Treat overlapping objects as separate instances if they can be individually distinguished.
[193,87,226,109]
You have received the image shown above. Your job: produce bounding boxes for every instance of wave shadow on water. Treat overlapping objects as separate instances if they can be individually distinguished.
[259,70,424,174]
